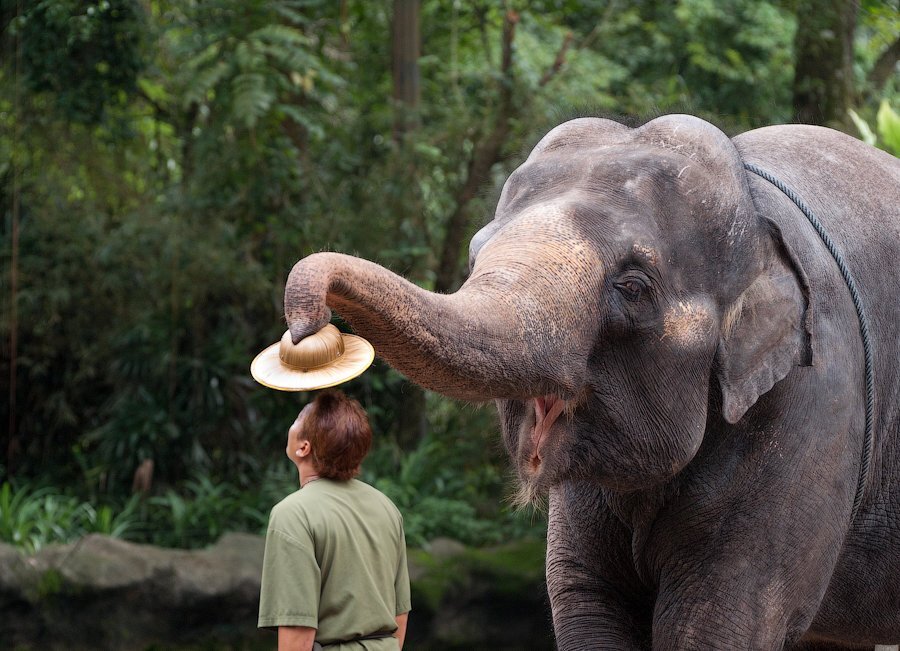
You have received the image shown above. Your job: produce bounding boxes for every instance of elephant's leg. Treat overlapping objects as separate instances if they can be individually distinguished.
[643,418,889,651]
[649,534,845,648]
[649,515,845,651]
[790,632,895,650]
[651,578,807,651]
[647,427,855,650]
[789,639,873,651]
[547,483,652,650]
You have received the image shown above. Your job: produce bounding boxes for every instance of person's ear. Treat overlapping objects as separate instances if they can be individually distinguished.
[295,439,311,458]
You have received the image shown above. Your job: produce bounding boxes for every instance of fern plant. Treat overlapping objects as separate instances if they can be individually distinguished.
[177,0,342,130]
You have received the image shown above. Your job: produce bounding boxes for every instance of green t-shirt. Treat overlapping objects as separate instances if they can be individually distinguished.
[258,478,411,650]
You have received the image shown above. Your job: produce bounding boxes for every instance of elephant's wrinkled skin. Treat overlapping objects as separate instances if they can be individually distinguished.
[283,115,900,649]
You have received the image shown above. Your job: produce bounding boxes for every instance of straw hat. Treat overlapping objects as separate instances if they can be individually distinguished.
[250,324,375,391]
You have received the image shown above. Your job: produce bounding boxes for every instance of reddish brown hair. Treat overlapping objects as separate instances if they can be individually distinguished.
[299,390,372,481]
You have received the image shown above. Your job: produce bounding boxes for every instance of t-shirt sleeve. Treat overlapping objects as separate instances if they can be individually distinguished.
[258,509,321,630]
[394,518,412,615]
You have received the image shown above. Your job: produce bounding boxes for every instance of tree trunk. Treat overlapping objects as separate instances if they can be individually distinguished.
[867,36,899,98]
[392,0,420,139]
[390,0,425,446]
[394,382,428,451]
[792,0,859,126]
[6,0,22,474]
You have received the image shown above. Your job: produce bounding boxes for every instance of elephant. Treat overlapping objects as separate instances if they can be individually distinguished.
[282,114,900,649]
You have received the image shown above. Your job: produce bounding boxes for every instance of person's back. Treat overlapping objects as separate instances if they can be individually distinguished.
[258,391,410,650]
[261,479,408,649]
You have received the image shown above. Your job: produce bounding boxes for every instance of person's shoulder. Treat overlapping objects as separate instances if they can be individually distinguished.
[267,487,323,542]
[347,477,388,499]
[349,479,403,517]
[269,488,310,521]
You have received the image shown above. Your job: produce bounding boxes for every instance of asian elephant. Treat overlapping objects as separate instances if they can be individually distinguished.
[283,115,900,649]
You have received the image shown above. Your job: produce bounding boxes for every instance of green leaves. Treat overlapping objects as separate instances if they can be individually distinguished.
[0,483,140,553]
[18,0,146,124]
[0,473,285,552]
[232,72,275,127]
[849,100,900,155]
[590,0,796,124]
[177,0,339,130]
[876,100,900,154]
[183,58,229,108]
[849,108,878,145]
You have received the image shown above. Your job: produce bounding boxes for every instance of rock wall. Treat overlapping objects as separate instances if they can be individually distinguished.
[0,534,553,650]
[0,533,268,650]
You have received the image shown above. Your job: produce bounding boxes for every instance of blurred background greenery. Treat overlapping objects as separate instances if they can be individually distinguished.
[1,0,897,553]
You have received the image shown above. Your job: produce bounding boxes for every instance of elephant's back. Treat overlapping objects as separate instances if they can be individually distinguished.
[736,125,900,640]
[733,124,899,322]
[734,123,899,171]
[734,127,899,317]
[733,125,899,225]
[734,126,900,483]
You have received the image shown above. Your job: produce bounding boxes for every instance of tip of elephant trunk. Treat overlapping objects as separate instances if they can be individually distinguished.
[288,321,322,345]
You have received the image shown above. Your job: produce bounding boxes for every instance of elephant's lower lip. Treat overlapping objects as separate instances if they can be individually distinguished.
[530,395,566,468]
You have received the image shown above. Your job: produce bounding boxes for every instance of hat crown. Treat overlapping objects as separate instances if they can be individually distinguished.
[279,324,345,371]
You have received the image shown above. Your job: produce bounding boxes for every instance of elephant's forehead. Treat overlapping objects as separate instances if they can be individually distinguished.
[481,195,667,270]
[505,145,714,210]
[514,145,681,180]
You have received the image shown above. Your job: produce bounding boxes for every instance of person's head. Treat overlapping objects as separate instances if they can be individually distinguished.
[287,390,372,481]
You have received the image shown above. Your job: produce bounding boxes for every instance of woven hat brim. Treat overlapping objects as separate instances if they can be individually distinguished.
[250,333,375,391]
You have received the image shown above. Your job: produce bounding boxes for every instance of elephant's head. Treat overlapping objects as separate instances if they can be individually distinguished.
[284,114,812,496]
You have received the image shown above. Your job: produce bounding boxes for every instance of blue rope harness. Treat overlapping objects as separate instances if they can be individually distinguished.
[744,163,874,524]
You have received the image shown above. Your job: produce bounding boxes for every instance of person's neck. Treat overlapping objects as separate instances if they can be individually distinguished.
[300,471,321,487]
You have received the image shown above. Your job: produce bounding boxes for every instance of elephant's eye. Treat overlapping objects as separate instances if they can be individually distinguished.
[615,276,647,302]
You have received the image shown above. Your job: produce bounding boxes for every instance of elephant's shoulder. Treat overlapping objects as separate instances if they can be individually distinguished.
[733,125,900,178]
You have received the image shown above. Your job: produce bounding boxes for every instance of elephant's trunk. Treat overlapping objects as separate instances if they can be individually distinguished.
[284,250,593,402]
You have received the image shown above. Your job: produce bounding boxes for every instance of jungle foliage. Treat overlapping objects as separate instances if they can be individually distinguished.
[1,0,897,550]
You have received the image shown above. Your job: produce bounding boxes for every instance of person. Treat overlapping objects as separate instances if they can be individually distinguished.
[258,390,411,650]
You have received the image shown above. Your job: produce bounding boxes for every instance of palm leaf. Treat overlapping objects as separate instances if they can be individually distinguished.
[232,72,275,127]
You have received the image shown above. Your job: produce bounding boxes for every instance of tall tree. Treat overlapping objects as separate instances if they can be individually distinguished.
[5,0,22,475]
[392,0,420,138]
[793,0,860,125]
[391,0,427,447]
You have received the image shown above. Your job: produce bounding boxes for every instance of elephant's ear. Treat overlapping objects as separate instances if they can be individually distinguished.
[715,219,813,424]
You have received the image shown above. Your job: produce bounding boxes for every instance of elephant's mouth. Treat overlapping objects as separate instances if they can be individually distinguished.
[529,394,567,471]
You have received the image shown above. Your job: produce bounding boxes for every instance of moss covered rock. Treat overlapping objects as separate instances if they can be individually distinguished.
[406,537,553,650]
[0,534,552,650]
[0,534,269,650]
